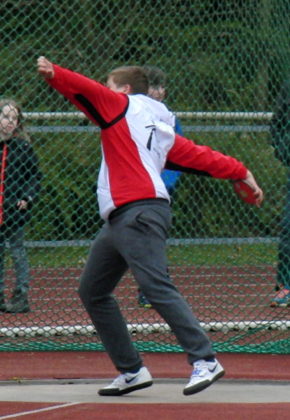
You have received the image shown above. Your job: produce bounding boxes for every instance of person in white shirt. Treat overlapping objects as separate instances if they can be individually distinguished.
[37,56,263,397]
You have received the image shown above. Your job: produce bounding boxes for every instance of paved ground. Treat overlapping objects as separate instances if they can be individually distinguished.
[1,352,290,420]
[1,378,290,404]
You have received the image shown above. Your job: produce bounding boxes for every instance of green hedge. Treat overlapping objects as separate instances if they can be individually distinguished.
[1,1,289,240]
[24,126,287,241]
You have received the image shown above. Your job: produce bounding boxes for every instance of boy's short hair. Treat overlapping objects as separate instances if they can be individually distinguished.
[143,65,166,88]
[108,66,149,95]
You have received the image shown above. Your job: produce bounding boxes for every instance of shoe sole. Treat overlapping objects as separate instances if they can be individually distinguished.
[183,369,225,396]
[98,380,153,396]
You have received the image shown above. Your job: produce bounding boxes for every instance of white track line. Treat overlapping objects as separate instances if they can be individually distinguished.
[0,402,80,419]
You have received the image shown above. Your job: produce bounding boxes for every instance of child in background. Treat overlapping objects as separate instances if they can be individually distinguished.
[0,99,42,313]
[143,65,183,195]
[137,66,183,308]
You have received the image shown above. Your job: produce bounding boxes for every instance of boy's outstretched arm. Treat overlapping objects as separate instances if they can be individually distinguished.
[166,134,264,207]
[36,56,129,127]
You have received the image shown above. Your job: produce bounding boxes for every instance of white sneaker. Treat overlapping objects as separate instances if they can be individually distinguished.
[98,366,153,396]
[183,358,225,396]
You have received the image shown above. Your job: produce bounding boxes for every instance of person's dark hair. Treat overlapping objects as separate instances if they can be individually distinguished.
[143,65,166,88]
[108,66,149,94]
[0,98,31,142]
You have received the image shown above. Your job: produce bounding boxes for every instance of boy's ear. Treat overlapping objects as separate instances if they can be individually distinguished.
[123,84,132,94]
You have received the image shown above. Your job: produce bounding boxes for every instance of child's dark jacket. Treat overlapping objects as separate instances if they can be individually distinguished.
[0,136,42,230]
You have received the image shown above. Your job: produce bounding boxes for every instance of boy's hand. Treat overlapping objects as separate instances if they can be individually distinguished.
[37,56,54,79]
[243,170,264,207]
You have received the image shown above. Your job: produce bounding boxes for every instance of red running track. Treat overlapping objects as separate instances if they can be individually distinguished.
[0,402,290,420]
[0,352,290,420]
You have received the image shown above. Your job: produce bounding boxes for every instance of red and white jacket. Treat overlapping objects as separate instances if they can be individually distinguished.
[47,65,247,220]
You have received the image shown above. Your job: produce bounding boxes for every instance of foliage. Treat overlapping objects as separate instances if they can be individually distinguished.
[1,1,289,240]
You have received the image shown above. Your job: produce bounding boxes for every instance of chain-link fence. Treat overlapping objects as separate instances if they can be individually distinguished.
[0,1,289,353]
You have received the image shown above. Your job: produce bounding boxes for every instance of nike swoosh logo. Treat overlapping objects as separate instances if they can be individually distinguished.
[125,376,137,384]
[208,364,217,373]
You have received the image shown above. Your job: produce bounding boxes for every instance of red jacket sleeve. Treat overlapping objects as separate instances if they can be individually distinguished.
[47,64,129,128]
[166,134,247,180]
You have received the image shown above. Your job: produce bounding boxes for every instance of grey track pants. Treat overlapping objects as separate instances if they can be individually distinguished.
[78,200,214,373]
[0,227,30,293]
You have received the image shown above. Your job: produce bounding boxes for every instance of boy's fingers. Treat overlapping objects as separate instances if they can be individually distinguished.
[37,56,54,78]
[37,56,45,65]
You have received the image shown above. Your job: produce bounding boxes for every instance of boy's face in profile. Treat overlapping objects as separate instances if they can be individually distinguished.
[148,85,166,102]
